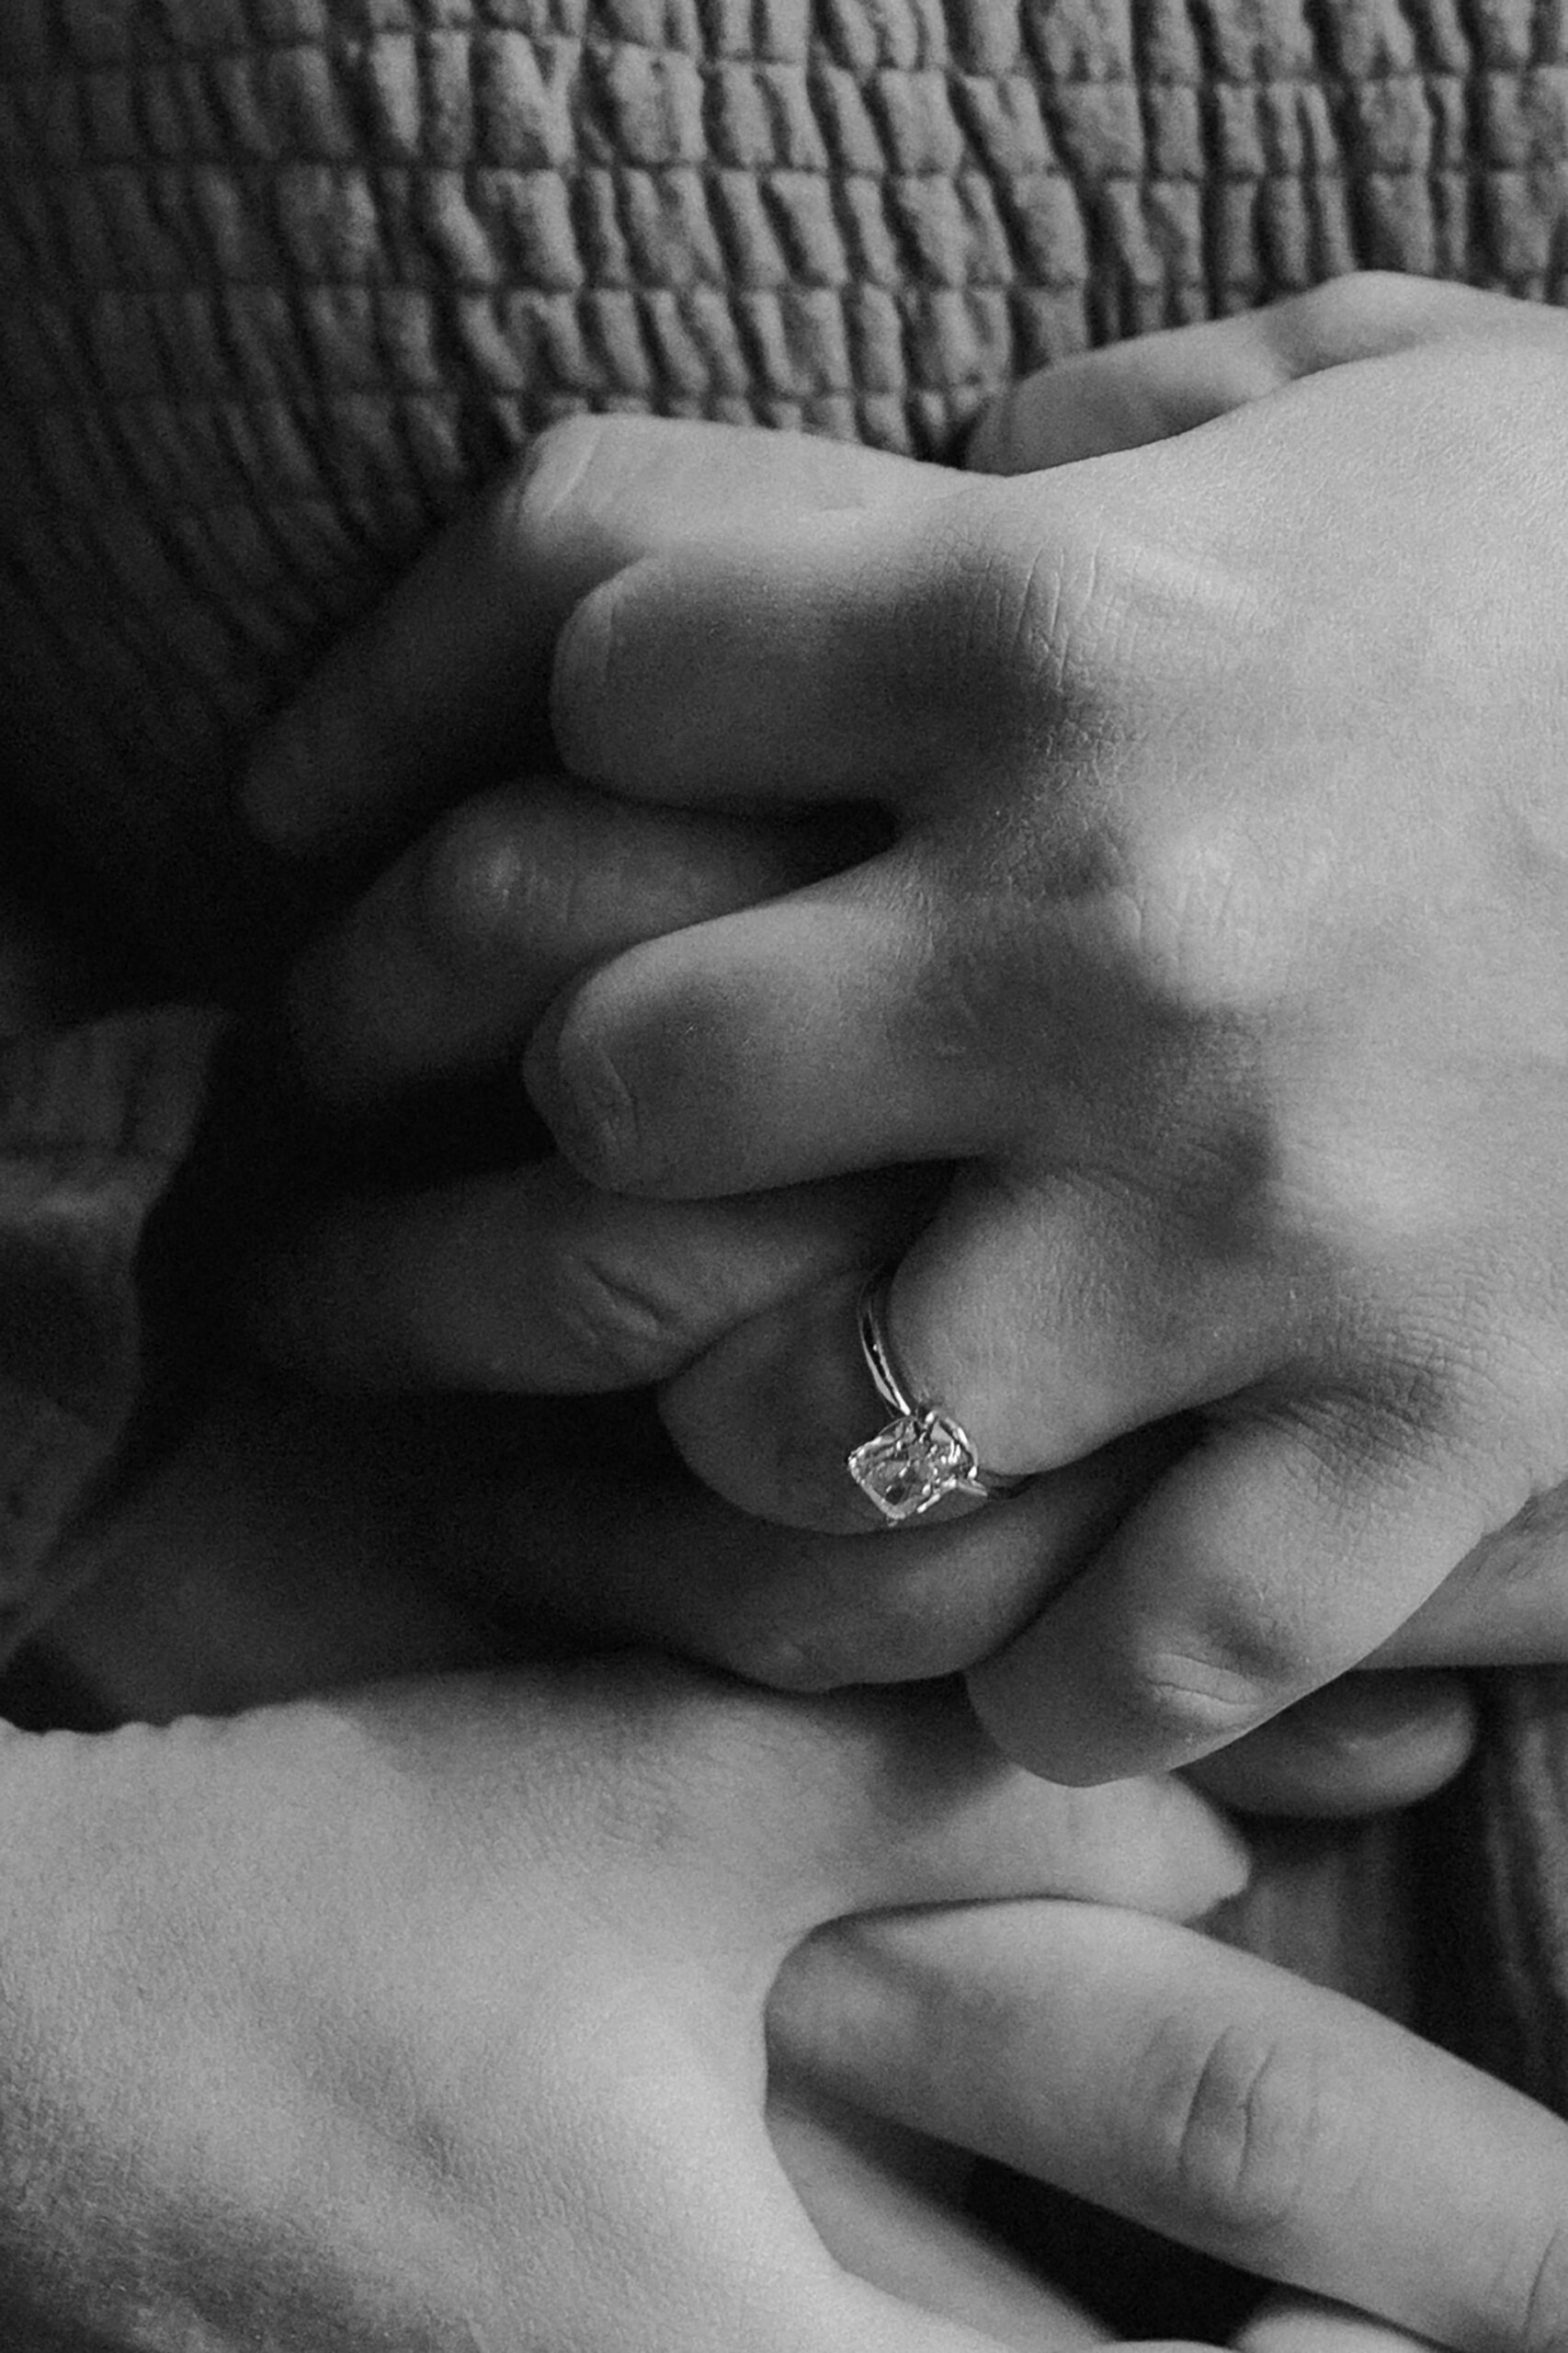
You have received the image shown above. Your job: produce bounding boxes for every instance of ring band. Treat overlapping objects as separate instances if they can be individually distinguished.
[847,1273,1027,1524]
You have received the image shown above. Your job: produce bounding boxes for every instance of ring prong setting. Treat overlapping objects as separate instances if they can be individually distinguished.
[847,1409,987,1523]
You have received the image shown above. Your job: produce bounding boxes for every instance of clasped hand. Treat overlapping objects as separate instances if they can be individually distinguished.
[251,277,1568,1783]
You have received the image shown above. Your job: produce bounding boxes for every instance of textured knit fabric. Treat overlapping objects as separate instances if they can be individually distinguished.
[6,0,1568,2120]
[0,1007,224,1655]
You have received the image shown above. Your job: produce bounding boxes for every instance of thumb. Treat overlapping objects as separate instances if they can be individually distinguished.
[966,272,1529,472]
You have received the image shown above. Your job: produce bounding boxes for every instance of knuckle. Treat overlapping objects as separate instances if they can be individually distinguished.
[1285,268,1432,349]
[1278,271,1516,369]
[958,533,1061,703]
[1119,1645,1280,1759]
[1103,820,1281,1026]
[1281,1370,1460,1491]
[543,1240,700,1386]
[1142,2018,1327,2245]
[948,514,1131,728]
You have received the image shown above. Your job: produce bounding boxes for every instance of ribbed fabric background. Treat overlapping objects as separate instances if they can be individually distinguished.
[6,0,1568,985]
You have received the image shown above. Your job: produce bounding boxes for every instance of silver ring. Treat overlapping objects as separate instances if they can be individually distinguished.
[847,1272,1027,1524]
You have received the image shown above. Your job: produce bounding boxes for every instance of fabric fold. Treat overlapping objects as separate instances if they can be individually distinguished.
[0,1004,227,1660]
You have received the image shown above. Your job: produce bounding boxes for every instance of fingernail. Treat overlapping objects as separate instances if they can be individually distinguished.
[523,1008,640,1193]
[1294,1672,1462,1755]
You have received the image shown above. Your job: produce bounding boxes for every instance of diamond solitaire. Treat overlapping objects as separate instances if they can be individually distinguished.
[847,1408,987,1522]
[848,1275,1027,1524]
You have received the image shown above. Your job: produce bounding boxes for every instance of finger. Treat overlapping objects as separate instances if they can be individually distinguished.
[245,416,939,858]
[288,777,877,1109]
[768,2087,1110,2352]
[967,1409,1506,1781]
[1371,1481,1568,1667]
[1201,1813,1416,2025]
[249,283,1560,864]
[1237,2293,1452,2353]
[524,859,1010,1199]
[440,1410,1184,1689]
[574,1662,1248,1939]
[772,1901,1568,2353]
[659,1267,967,1535]
[655,1170,1269,1535]
[966,276,1528,474]
[548,480,1060,812]
[1185,1673,1475,1819]
[253,1159,930,1394]
[968,307,1298,473]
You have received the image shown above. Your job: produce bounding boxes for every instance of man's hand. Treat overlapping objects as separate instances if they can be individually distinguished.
[517,304,1568,1786]
[244,278,1568,1787]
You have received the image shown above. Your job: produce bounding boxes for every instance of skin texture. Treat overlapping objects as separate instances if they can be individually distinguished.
[18,1372,1568,2353]
[516,323,1568,1790]
[248,278,1568,1802]
[0,1653,1241,2352]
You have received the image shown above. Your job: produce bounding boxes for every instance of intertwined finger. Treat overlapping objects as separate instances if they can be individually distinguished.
[967,273,1548,472]
[255,1158,927,1394]
[246,303,1568,1815]
[967,1402,1516,1780]
[288,776,874,1108]
[772,1901,1568,2353]
[245,280,1555,863]
[434,1412,1179,1688]
[656,1165,1281,1532]
[1182,1671,1475,1818]
[549,1662,1247,1949]
[525,856,1013,1198]
[548,484,1067,813]
[244,418,945,858]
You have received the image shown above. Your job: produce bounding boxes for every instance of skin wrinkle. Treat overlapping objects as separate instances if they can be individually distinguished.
[1160,2021,1327,2250]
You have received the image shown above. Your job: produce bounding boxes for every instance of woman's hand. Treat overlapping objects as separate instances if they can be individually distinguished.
[0,1644,1256,2353]
[16,1521,1568,2353]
